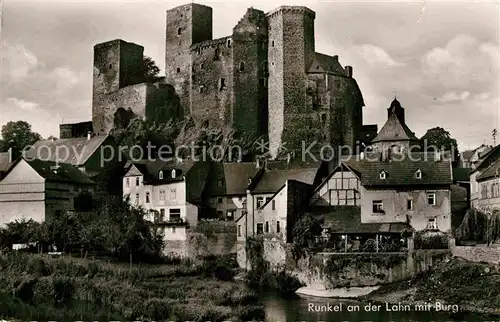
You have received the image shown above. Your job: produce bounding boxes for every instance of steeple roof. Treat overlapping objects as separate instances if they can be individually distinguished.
[371,99,418,143]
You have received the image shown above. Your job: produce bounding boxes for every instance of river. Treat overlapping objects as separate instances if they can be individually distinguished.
[262,294,492,322]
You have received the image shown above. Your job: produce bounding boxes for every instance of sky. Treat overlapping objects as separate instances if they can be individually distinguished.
[1,0,499,151]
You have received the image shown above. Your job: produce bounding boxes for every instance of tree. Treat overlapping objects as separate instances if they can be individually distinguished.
[455,208,489,242]
[421,127,459,162]
[143,56,162,83]
[1,121,42,154]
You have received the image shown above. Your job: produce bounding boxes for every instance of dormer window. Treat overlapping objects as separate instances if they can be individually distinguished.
[379,170,387,180]
[171,170,176,178]
[415,169,422,179]
[159,171,163,180]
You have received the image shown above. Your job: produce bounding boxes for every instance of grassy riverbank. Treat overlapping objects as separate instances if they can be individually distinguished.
[363,258,500,317]
[0,251,264,321]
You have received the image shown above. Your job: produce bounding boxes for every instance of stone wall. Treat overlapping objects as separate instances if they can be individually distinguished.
[451,245,500,265]
[288,250,451,290]
[187,221,237,258]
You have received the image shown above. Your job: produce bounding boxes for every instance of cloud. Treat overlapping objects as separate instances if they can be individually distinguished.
[1,43,40,83]
[439,91,470,102]
[352,44,405,68]
[49,67,82,92]
[5,97,39,112]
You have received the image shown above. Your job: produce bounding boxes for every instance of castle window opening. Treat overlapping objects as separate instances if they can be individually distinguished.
[321,113,326,123]
[108,63,113,70]
[176,67,180,73]
[199,86,205,93]
[239,61,245,72]
[177,27,182,35]
[214,48,220,60]
[200,63,205,69]
[219,78,226,91]
[227,39,231,47]
[271,40,275,47]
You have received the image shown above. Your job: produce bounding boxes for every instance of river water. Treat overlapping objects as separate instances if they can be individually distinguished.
[262,294,492,322]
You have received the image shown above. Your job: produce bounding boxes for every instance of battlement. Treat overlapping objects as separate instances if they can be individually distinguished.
[167,2,212,13]
[266,6,316,19]
[94,39,144,51]
[190,36,232,53]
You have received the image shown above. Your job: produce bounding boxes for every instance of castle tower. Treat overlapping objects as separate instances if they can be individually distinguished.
[266,6,316,157]
[165,3,213,116]
[92,39,144,134]
[388,97,405,124]
[232,8,269,140]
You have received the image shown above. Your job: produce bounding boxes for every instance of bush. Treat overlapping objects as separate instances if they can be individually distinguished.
[414,230,449,249]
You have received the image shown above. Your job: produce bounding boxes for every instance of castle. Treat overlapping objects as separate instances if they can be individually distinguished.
[60,3,378,158]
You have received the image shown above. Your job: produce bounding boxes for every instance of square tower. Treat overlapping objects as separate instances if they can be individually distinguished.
[165,3,213,115]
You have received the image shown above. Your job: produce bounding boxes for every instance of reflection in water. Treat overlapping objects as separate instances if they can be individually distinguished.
[263,294,488,322]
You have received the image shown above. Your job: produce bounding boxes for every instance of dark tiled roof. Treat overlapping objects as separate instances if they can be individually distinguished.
[477,157,500,181]
[0,152,11,172]
[309,52,347,76]
[474,144,500,171]
[252,167,320,194]
[453,167,470,182]
[205,162,259,197]
[341,152,453,187]
[23,135,109,166]
[124,159,197,184]
[371,110,418,143]
[309,206,410,234]
[2,158,95,185]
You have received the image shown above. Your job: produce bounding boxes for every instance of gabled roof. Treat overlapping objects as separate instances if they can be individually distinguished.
[124,158,197,184]
[23,135,110,166]
[251,167,320,194]
[308,206,410,234]
[308,53,347,76]
[1,158,94,185]
[477,158,500,181]
[472,144,500,172]
[0,152,11,173]
[205,162,260,196]
[341,152,453,187]
[371,104,418,143]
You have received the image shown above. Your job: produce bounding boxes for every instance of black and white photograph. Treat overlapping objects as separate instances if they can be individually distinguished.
[0,0,499,320]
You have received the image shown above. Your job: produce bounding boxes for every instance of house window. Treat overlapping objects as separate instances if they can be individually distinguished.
[159,171,163,179]
[170,189,177,200]
[169,208,181,221]
[227,210,234,218]
[159,208,165,221]
[159,190,165,201]
[239,61,245,72]
[257,197,264,208]
[238,225,242,237]
[276,221,280,233]
[171,170,176,178]
[145,192,150,203]
[135,193,140,203]
[407,199,413,211]
[372,200,384,214]
[219,78,226,91]
[427,192,436,205]
[256,223,264,235]
[217,180,223,187]
[427,218,437,230]
[272,200,276,210]
[415,169,422,179]
[136,177,140,186]
[265,221,269,233]
[379,171,387,180]
[217,197,223,204]
[126,178,130,188]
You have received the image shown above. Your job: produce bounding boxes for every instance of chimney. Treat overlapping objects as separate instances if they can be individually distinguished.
[360,152,365,160]
[345,66,353,78]
[8,147,13,163]
[87,131,92,141]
